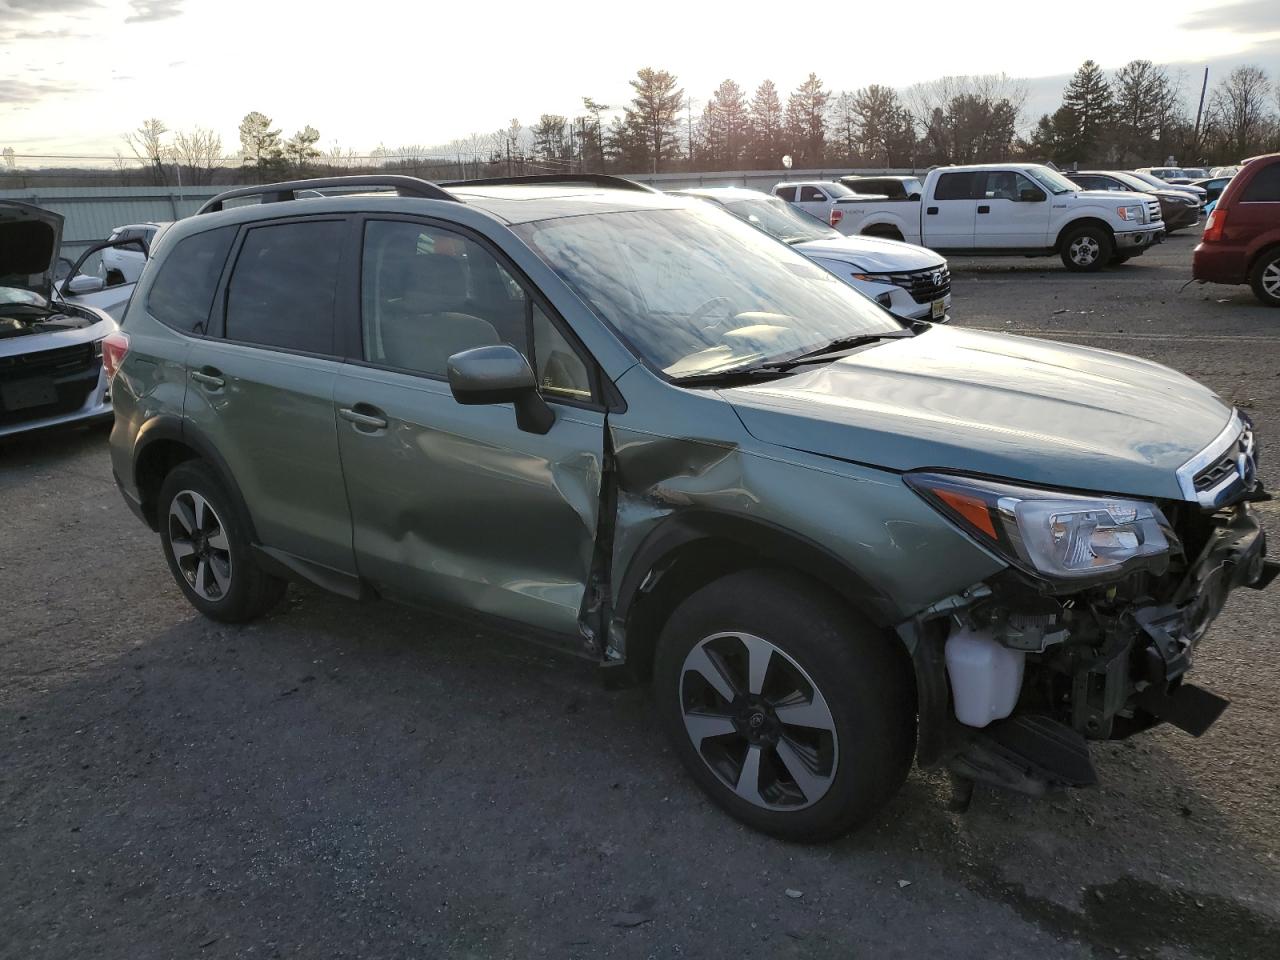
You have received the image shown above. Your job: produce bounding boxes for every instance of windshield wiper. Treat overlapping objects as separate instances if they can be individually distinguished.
[672,330,915,386]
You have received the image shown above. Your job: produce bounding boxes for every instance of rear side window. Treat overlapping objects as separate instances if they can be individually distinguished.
[225,220,344,354]
[934,173,977,201]
[1241,164,1280,202]
[775,186,797,202]
[146,226,236,334]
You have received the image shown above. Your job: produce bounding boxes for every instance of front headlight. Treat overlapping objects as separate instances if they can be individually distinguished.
[1116,204,1144,222]
[905,472,1176,584]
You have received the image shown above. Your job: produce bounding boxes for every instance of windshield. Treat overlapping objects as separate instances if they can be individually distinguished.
[1112,172,1157,193]
[1025,165,1079,195]
[514,205,903,379]
[720,196,839,244]
[1129,171,1166,189]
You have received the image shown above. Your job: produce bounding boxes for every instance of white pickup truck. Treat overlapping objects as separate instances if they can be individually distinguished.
[774,164,1165,271]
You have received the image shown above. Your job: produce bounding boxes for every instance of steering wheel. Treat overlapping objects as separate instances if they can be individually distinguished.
[689,296,735,328]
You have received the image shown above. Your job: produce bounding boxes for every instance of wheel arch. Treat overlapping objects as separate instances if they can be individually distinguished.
[861,220,906,242]
[1054,216,1115,252]
[133,417,257,541]
[611,511,896,683]
[1247,240,1280,275]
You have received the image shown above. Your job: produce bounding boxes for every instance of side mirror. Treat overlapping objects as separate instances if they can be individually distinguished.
[907,192,922,201]
[1020,188,1046,203]
[447,344,555,435]
[66,274,106,295]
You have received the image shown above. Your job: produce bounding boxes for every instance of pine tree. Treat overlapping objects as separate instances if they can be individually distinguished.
[1060,59,1116,164]
[624,67,684,172]
[699,79,749,169]
[784,73,830,166]
[747,80,783,168]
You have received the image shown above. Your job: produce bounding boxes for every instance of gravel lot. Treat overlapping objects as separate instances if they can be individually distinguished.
[2,231,1278,959]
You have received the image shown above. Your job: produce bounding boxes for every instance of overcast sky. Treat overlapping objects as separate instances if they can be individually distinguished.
[2,0,1278,158]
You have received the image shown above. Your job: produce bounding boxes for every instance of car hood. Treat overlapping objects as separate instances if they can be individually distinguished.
[793,234,943,271]
[720,325,1232,502]
[0,200,63,299]
[1071,189,1154,204]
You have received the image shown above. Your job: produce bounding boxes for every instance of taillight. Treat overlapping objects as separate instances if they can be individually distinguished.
[830,208,844,227]
[1202,207,1227,242]
[101,331,130,381]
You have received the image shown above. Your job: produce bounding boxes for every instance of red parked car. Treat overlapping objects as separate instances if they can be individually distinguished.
[1193,152,1280,306]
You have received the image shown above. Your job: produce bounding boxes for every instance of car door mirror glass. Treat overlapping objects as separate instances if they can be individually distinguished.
[448,344,555,434]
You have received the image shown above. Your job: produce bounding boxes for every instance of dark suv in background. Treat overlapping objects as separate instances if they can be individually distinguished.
[107,174,1272,841]
[1194,153,1280,306]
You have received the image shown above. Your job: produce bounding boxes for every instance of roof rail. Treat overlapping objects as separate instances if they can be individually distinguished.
[196,175,456,214]
[442,173,658,194]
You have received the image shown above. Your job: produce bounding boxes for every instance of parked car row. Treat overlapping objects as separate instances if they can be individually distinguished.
[775,163,1164,272]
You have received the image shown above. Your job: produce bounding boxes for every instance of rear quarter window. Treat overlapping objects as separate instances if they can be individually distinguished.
[1241,164,1280,202]
[145,226,236,334]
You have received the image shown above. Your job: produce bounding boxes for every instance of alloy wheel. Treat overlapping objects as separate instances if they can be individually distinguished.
[679,632,838,810]
[167,490,232,602]
[1069,235,1101,266]
[1263,260,1280,299]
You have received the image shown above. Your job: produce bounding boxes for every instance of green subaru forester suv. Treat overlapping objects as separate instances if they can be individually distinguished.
[107,174,1274,840]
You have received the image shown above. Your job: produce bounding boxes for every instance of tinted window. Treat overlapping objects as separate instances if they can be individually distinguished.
[146,226,236,334]
[225,219,344,353]
[935,173,977,201]
[981,171,1041,200]
[775,186,797,202]
[799,186,827,202]
[1241,164,1280,202]
[360,220,530,378]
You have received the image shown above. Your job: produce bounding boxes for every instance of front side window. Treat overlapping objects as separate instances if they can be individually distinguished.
[360,220,594,400]
[147,225,236,334]
[224,219,344,353]
[799,186,828,202]
[514,204,903,379]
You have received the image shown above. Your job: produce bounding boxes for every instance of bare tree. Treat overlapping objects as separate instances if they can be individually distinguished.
[1,147,15,171]
[123,118,168,185]
[1207,65,1273,159]
[170,127,223,185]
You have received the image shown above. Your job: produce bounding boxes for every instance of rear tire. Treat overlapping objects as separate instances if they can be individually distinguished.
[1060,225,1113,272]
[653,569,915,841]
[1249,249,1280,307]
[158,461,286,623]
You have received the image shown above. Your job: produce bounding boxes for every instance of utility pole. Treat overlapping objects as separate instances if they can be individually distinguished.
[1192,66,1210,157]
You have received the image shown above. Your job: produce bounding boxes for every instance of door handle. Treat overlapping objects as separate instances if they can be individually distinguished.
[977,205,990,214]
[339,405,388,431]
[926,206,939,215]
[190,368,224,389]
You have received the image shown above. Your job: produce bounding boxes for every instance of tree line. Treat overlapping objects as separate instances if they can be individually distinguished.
[6,60,1277,191]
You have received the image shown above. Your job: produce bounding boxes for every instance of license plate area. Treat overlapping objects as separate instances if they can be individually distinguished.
[1,377,58,412]
[930,298,947,320]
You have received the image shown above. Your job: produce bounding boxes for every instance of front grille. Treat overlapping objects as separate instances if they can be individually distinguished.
[0,342,100,426]
[871,265,951,305]
[1146,200,1162,223]
[0,342,96,377]
[1193,427,1257,497]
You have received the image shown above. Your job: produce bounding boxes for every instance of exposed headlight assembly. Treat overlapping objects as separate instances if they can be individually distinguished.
[906,472,1177,585]
[1116,204,1145,222]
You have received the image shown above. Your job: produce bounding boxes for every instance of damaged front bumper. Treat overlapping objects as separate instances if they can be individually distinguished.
[906,503,1276,796]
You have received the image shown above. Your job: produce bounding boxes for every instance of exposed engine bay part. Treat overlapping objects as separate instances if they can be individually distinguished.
[904,501,1270,799]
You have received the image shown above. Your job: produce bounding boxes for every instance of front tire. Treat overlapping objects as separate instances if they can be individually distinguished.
[158,461,286,622]
[1060,225,1113,272]
[1249,249,1280,307]
[653,570,915,841]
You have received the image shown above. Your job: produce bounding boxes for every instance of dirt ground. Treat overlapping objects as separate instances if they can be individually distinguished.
[2,230,1277,959]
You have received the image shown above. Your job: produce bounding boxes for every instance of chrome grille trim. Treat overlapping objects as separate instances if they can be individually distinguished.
[1175,411,1255,508]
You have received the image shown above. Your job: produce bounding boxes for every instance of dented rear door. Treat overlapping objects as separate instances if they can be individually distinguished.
[333,216,604,641]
